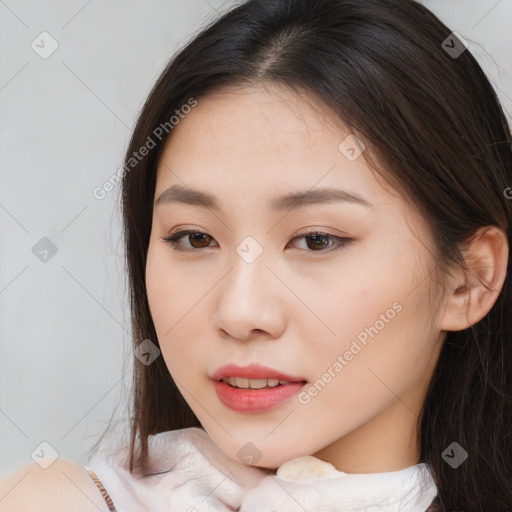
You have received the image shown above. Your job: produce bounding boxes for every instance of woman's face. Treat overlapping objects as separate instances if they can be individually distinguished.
[145,83,447,472]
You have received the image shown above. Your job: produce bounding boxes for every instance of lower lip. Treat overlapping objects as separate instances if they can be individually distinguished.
[212,380,307,413]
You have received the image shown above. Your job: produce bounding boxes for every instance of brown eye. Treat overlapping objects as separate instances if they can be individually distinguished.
[161,229,353,254]
[289,231,353,252]
[303,233,331,250]
[187,232,213,248]
[161,230,217,251]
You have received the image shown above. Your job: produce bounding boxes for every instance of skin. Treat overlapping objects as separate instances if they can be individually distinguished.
[0,459,110,511]
[0,84,505,512]
[145,82,508,473]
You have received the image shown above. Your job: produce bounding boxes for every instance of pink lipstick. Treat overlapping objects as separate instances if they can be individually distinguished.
[210,363,307,413]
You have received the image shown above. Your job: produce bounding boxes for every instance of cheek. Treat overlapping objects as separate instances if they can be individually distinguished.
[145,244,181,365]
[145,241,207,383]
[145,240,189,325]
[305,245,436,388]
[302,256,396,351]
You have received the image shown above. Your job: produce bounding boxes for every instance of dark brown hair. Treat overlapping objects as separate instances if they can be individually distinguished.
[94,0,512,509]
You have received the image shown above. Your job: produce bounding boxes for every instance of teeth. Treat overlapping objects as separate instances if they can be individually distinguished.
[221,377,291,388]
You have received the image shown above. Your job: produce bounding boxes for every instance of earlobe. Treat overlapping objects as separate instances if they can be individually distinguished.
[440,226,509,332]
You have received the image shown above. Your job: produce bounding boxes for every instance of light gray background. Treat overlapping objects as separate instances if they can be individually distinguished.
[1,0,511,477]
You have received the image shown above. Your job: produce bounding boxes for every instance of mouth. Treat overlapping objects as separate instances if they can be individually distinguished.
[217,377,307,389]
[212,379,308,413]
[210,362,308,384]
[210,363,308,413]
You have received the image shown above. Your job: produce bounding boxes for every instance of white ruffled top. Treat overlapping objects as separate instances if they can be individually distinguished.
[87,427,438,512]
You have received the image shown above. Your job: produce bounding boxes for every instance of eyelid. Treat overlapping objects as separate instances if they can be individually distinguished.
[161,229,218,252]
[160,228,354,253]
[289,230,352,252]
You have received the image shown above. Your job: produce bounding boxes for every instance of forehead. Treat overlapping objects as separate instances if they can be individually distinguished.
[156,85,434,229]
[152,85,436,253]
[155,84,378,197]
[166,83,344,150]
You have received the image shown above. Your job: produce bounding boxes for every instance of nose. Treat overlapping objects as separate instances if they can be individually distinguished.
[211,247,288,342]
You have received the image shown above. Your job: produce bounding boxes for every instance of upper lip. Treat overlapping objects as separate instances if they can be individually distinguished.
[211,363,307,382]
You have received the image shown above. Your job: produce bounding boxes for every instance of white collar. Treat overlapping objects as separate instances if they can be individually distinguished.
[240,455,438,512]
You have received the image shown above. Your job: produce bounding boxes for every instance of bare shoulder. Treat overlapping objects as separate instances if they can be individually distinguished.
[0,458,110,512]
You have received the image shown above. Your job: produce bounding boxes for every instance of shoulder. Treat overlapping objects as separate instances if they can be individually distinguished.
[0,458,110,512]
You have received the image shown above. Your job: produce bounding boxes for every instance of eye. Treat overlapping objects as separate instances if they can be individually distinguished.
[160,229,353,253]
[288,230,353,252]
[161,230,217,251]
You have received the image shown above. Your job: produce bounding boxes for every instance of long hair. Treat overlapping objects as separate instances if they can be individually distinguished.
[101,1,512,509]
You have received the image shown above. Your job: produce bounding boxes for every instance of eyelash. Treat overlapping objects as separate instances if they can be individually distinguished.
[160,229,353,253]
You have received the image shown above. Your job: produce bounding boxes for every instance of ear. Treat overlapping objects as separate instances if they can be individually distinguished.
[440,226,509,331]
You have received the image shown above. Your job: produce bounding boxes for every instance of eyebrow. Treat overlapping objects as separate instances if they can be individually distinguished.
[154,184,372,211]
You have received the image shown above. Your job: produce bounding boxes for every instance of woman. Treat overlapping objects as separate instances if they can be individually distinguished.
[2,0,511,510]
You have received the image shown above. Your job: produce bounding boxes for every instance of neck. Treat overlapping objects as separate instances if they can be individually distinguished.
[312,388,424,473]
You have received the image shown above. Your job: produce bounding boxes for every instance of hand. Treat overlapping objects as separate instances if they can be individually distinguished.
[88,427,270,512]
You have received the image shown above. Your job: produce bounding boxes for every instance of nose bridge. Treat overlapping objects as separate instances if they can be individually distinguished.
[227,234,269,302]
[213,234,284,339]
